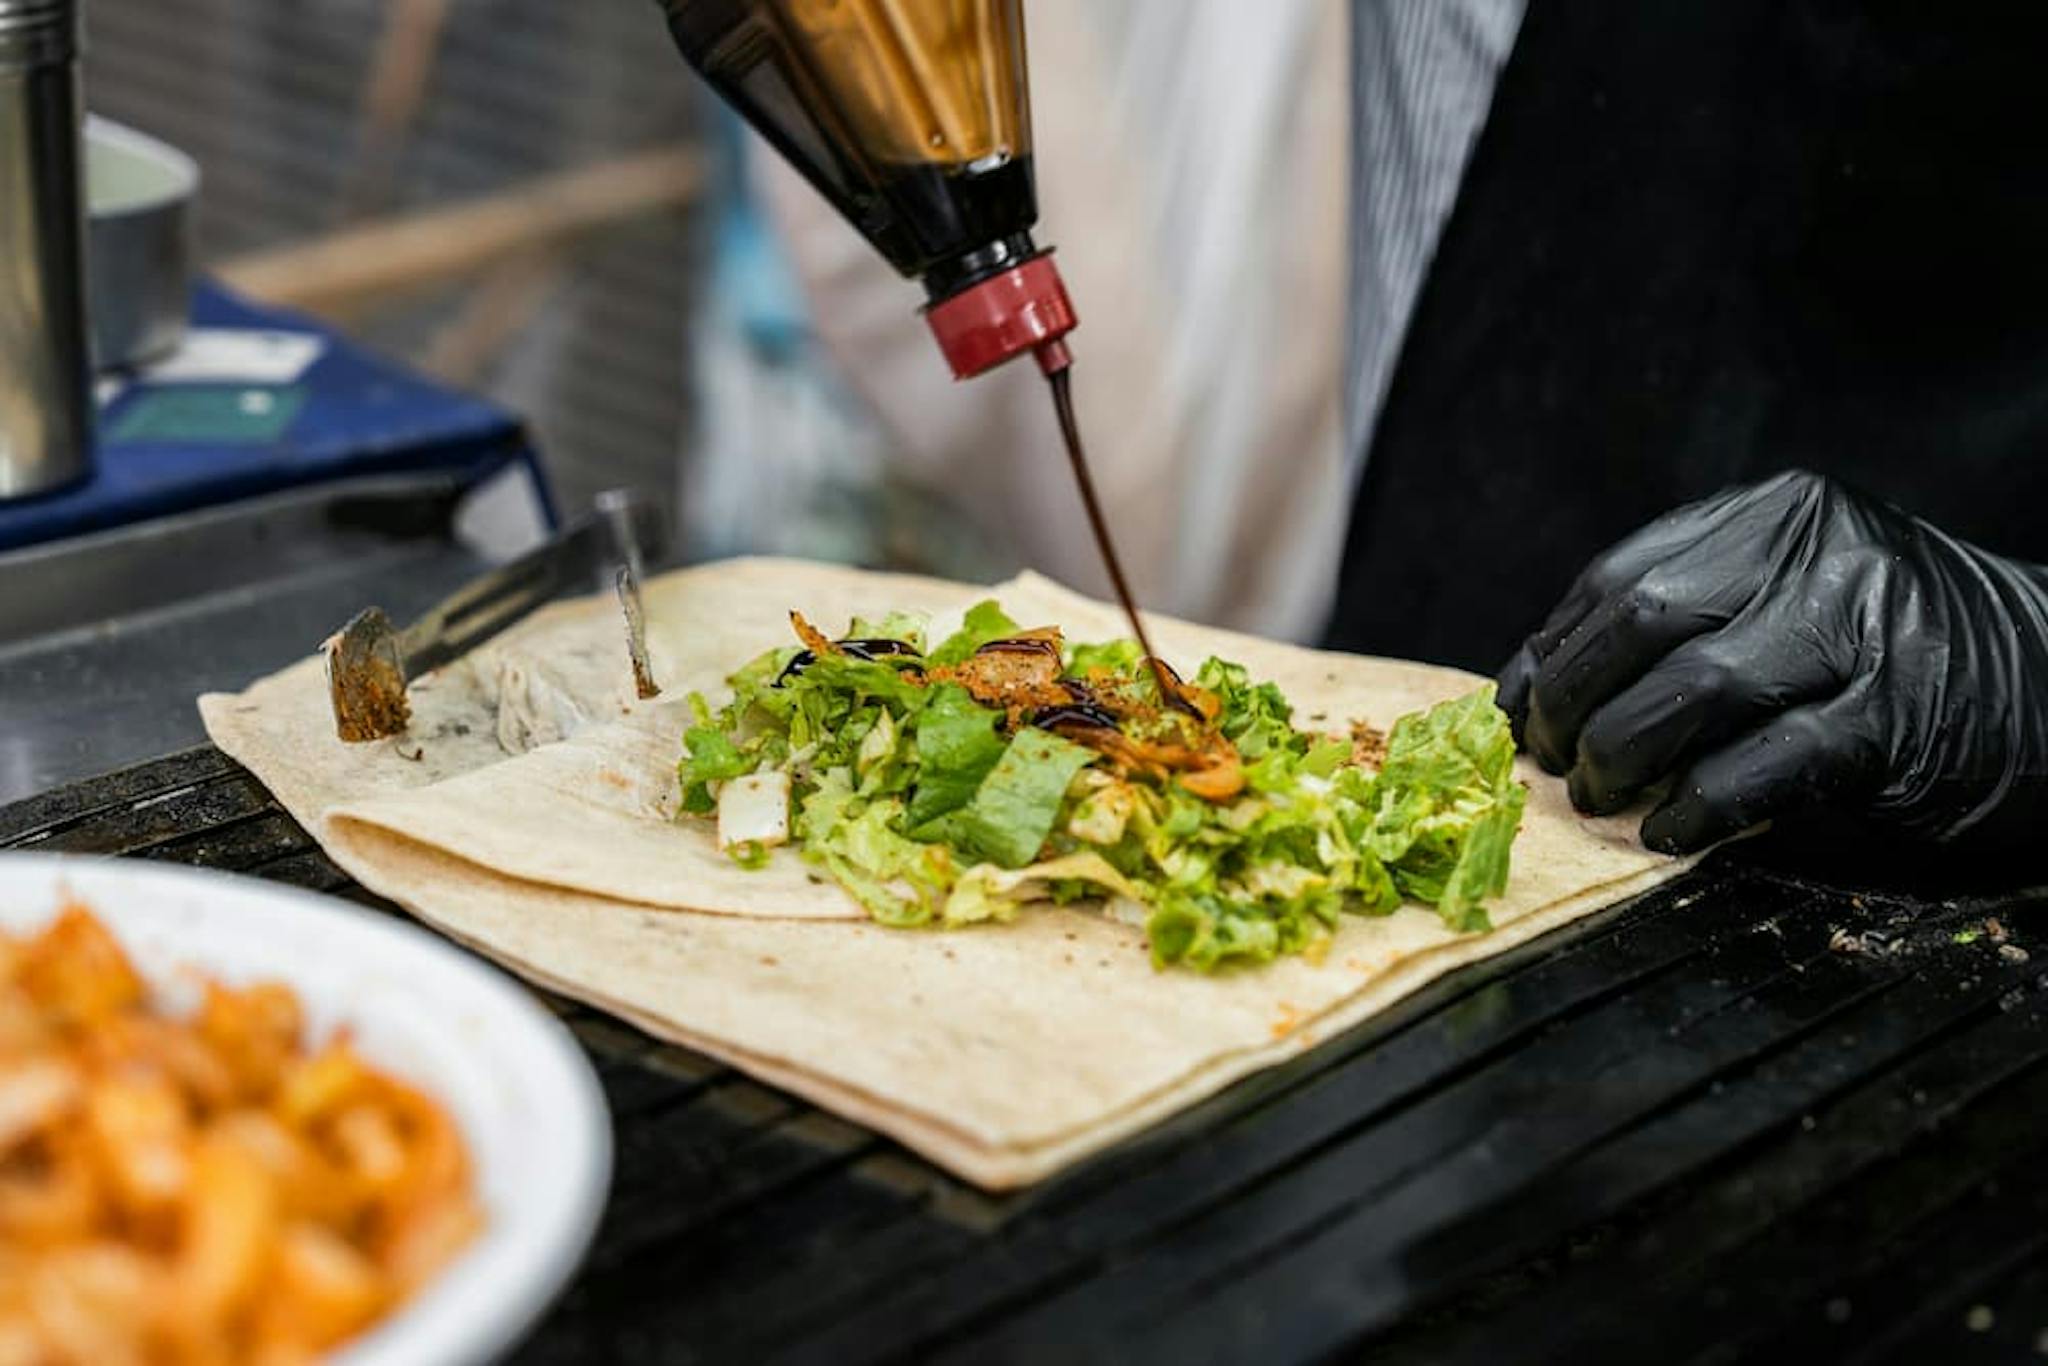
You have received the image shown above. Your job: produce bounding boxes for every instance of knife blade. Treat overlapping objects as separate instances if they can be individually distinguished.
[325,489,666,742]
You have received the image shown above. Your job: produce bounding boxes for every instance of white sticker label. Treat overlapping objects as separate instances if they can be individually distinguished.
[143,329,327,385]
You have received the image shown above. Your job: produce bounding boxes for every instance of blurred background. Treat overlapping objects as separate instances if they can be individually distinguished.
[83,0,989,574]
[75,0,1349,635]
[89,0,702,520]
[3,0,1349,799]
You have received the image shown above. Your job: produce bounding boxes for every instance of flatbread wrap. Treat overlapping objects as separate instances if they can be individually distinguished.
[202,558,1696,1188]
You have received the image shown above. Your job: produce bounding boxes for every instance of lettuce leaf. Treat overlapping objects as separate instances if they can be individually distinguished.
[793,652,930,720]
[905,683,1008,828]
[934,727,1097,869]
[678,724,751,814]
[927,599,1021,667]
[846,611,928,652]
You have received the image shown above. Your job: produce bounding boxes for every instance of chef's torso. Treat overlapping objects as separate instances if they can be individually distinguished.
[1330,1,2048,672]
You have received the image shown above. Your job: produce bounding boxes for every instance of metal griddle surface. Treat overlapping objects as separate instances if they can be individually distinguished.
[2,751,2045,1364]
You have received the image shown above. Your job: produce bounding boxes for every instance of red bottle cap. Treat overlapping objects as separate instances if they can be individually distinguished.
[924,254,1078,380]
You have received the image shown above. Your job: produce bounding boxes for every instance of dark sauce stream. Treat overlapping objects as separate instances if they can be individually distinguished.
[780,368,1194,724]
[1046,367,1196,718]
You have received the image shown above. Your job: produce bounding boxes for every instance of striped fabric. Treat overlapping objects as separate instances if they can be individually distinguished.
[1346,0,1526,480]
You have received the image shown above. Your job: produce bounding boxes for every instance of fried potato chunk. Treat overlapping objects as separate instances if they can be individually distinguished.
[0,906,483,1362]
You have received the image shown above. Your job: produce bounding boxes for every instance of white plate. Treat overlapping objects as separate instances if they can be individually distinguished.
[0,853,611,1366]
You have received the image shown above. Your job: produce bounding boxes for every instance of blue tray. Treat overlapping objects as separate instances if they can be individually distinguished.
[0,282,553,552]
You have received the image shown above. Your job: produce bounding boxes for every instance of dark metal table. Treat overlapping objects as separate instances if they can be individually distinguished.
[4,496,2046,1363]
[0,475,492,803]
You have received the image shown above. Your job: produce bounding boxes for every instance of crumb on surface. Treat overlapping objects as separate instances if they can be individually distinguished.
[1349,720,1389,769]
[1829,927,1899,957]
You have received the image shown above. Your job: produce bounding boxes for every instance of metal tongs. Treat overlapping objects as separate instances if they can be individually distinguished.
[325,489,667,742]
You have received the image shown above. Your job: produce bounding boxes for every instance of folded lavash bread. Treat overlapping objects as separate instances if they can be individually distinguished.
[201,557,1695,1188]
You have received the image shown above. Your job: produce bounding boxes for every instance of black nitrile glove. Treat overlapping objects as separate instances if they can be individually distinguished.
[1496,470,2048,856]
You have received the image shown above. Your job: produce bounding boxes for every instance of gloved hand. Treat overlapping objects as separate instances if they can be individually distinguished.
[1496,470,2048,855]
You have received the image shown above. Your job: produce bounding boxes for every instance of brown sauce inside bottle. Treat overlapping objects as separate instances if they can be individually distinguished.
[1046,367,1202,721]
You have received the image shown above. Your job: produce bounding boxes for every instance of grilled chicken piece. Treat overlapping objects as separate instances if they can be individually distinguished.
[929,630,1072,718]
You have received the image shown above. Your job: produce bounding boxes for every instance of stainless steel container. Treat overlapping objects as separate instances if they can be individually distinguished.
[87,116,196,371]
[0,0,90,501]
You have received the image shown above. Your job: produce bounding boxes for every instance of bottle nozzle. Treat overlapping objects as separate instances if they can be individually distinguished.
[924,254,1078,381]
[1033,338,1073,375]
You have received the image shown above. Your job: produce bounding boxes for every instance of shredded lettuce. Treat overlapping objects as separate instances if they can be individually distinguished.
[1194,658,1295,759]
[942,852,1144,927]
[794,773,951,927]
[1368,687,1528,932]
[726,839,774,870]
[1066,637,1143,677]
[676,599,1529,971]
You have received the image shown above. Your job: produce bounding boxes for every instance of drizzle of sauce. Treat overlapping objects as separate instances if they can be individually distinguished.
[775,636,925,685]
[974,637,1060,659]
[1032,677,1119,732]
[1144,657,1209,720]
[841,638,925,662]
[1047,368,1200,719]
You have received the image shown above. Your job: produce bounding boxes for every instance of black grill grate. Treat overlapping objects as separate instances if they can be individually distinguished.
[4,750,2045,1364]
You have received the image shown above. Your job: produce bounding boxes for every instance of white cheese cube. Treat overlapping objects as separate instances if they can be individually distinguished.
[717,771,791,850]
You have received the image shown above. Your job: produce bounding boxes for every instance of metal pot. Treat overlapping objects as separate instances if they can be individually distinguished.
[0,0,91,500]
[85,115,196,372]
